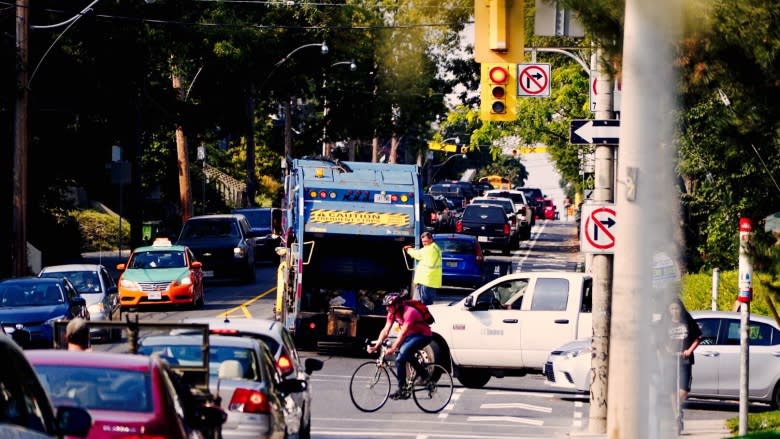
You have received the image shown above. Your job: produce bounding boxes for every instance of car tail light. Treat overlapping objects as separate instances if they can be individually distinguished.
[455,220,463,233]
[277,354,294,375]
[503,224,511,235]
[511,217,516,227]
[475,245,484,264]
[211,328,239,335]
[308,321,316,330]
[229,388,270,414]
[430,212,438,222]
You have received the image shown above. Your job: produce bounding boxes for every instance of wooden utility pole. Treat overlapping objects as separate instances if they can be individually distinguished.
[13,0,30,276]
[172,71,193,223]
[244,85,257,207]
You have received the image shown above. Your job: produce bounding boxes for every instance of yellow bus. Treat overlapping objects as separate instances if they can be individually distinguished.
[479,175,512,190]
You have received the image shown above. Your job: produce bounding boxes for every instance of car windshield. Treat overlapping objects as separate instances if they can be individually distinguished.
[0,283,63,307]
[34,365,152,412]
[472,199,513,214]
[435,239,475,253]
[180,219,239,239]
[128,251,186,269]
[138,343,260,381]
[39,270,100,294]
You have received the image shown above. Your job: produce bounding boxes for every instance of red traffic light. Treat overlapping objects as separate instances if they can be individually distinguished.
[488,66,509,84]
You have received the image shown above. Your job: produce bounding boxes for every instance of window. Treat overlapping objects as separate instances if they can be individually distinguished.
[529,278,570,311]
[695,318,720,345]
[723,320,777,346]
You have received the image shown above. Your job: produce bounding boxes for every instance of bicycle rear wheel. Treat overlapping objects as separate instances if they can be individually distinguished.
[349,361,391,412]
[412,364,453,413]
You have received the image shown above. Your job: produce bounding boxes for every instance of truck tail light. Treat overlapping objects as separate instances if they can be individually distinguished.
[503,224,511,236]
[229,388,270,414]
[455,220,463,233]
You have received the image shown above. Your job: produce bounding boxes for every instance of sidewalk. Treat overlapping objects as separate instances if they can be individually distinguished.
[569,419,732,438]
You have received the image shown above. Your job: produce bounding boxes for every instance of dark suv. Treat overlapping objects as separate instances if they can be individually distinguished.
[176,214,259,283]
[455,204,512,255]
[517,187,545,219]
[232,207,282,261]
[423,194,454,233]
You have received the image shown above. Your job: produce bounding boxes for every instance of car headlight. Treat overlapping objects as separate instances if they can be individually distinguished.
[233,246,246,258]
[88,303,105,315]
[45,315,67,325]
[176,275,193,286]
[119,279,141,290]
[563,346,591,359]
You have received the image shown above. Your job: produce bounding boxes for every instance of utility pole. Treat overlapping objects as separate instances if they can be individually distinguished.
[172,70,193,223]
[12,0,30,276]
[244,85,257,207]
[588,46,615,434]
[607,0,681,437]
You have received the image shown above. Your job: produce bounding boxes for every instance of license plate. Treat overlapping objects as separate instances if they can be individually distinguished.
[148,291,162,300]
[203,270,214,278]
[446,261,458,268]
[373,193,392,203]
[478,236,488,242]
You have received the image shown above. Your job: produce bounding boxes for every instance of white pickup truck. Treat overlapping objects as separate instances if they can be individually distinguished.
[426,271,593,388]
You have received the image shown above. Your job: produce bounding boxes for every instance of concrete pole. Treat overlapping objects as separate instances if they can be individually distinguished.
[711,268,720,311]
[737,217,753,435]
[607,0,681,437]
[588,46,615,434]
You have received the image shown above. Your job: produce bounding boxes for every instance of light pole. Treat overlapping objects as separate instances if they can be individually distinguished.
[322,60,357,157]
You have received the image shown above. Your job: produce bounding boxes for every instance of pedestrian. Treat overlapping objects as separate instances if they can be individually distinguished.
[403,232,442,305]
[664,297,702,434]
[65,317,91,351]
[367,292,433,400]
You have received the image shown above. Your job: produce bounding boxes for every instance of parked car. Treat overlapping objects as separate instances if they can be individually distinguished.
[484,189,535,232]
[543,198,557,220]
[116,238,205,311]
[27,349,226,439]
[138,334,309,439]
[231,208,282,262]
[176,214,259,283]
[455,204,512,255]
[544,311,780,408]
[433,233,484,288]
[38,264,120,342]
[0,334,92,438]
[0,277,88,348]
[179,317,324,439]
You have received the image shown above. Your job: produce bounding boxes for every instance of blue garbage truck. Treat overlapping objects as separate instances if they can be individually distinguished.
[277,158,423,352]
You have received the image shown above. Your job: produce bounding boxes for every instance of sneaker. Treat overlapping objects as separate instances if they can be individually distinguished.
[389,389,410,400]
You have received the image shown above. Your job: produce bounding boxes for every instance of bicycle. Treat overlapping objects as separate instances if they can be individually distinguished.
[349,339,453,413]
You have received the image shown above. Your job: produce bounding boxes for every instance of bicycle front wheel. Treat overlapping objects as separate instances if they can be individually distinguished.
[349,361,391,412]
[412,364,453,413]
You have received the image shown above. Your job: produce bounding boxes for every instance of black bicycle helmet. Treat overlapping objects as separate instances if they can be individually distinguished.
[382,292,403,307]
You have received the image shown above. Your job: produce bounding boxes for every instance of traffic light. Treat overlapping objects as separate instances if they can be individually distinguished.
[480,63,516,122]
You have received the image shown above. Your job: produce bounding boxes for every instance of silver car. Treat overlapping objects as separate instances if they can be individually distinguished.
[38,264,120,341]
[138,334,308,439]
[544,311,780,408]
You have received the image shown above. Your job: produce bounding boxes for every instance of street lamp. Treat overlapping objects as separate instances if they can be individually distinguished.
[322,60,357,156]
[428,137,466,185]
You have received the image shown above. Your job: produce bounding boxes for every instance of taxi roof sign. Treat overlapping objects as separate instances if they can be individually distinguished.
[152,237,173,247]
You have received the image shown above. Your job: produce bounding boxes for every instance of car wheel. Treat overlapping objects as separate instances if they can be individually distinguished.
[772,381,780,410]
[457,368,491,388]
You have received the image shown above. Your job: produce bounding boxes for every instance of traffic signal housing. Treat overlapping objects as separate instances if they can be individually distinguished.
[480,63,516,122]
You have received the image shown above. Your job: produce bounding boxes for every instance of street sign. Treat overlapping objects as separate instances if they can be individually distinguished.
[428,141,458,153]
[580,203,616,253]
[517,64,550,97]
[589,76,622,113]
[570,119,620,145]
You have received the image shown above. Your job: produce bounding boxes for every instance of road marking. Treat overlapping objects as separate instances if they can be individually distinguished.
[573,400,585,428]
[515,221,546,267]
[485,390,555,398]
[480,402,552,413]
[217,286,275,318]
[467,416,544,426]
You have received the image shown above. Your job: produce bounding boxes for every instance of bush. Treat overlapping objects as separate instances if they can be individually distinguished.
[70,209,130,253]
[682,270,775,316]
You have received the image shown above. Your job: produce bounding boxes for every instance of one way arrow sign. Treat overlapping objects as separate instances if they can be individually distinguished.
[570,119,620,145]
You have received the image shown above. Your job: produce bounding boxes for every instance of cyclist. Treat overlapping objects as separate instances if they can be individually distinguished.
[368,292,433,400]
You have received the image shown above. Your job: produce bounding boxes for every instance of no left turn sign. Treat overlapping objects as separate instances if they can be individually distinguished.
[580,204,617,253]
[517,64,550,97]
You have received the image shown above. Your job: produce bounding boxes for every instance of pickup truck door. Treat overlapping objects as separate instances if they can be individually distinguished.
[519,276,587,370]
[449,278,528,368]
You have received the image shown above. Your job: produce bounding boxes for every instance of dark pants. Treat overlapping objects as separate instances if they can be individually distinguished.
[396,333,433,388]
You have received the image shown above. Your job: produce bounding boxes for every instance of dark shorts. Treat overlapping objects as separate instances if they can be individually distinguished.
[678,363,693,392]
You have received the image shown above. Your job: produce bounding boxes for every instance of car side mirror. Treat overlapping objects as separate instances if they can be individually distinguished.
[56,406,92,437]
[116,263,126,271]
[278,378,307,395]
[305,357,324,375]
[71,297,87,307]
[188,404,227,430]
[192,261,203,270]
[464,296,474,308]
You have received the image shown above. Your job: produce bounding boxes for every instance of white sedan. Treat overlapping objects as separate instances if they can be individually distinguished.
[543,310,780,408]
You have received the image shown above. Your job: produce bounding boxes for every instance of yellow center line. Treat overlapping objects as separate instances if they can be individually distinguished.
[219,287,276,319]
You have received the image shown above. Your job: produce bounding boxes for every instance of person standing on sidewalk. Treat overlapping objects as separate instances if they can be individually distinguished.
[665,298,702,434]
[403,232,442,305]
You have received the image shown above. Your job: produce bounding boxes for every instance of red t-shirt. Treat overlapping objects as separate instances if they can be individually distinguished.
[387,305,432,337]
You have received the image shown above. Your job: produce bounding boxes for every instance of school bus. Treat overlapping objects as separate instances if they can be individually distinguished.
[479,175,512,190]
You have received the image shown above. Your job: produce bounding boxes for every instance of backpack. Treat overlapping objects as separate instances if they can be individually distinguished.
[404,299,435,325]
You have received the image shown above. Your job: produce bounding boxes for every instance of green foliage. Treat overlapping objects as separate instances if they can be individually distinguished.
[726,412,780,437]
[682,270,774,317]
[71,210,131,253]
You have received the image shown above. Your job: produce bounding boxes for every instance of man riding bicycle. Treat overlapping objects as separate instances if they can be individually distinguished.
[368,292,433,400]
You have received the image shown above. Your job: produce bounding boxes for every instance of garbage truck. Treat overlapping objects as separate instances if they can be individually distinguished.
[276,157,422,352]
